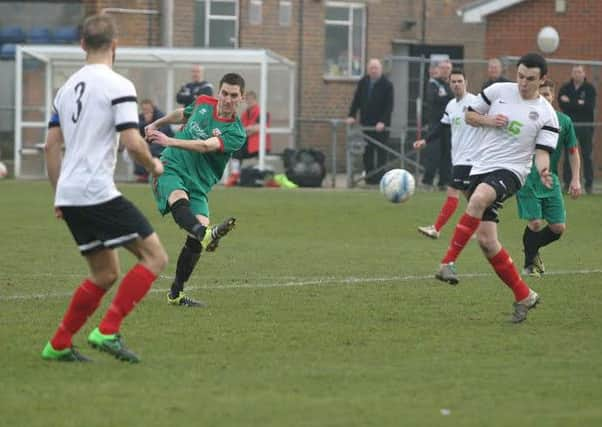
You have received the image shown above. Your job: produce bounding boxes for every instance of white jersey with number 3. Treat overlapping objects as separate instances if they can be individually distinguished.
[440,92,483,166]
[50,64,139,206]
[468,82,559,184]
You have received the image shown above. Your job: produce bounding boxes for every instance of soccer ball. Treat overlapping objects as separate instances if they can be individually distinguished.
[379,169,415,203]
[0,161,7,179]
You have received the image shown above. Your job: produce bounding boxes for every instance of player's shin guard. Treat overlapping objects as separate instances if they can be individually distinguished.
[170,236,203,298]
[488,248,530,302]
[434,196,459,232]
[99,264,157,335]
[50,280,106,350]
[170,198,206,240]
[442,213,480,264]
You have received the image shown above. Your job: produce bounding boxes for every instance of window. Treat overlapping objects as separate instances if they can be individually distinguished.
[324,2,365,78]
[279,1,292,27]
[194,0,239,48]
[249,0,262,26]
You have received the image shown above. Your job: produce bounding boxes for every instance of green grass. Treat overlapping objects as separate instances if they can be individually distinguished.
[1,180,601,427]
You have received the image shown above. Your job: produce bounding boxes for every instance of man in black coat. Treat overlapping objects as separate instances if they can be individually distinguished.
[558,65,597,194]
[176,64,214,107]
[135,99,174,181]
[346,58,394,184]
[481,57,511,90]
[421,58,453,189]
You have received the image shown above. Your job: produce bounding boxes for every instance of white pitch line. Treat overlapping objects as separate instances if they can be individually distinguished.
[1,268,601,302]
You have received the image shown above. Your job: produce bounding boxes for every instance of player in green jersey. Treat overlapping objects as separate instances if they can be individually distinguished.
[516,78,581,277]
[146,73,246,307]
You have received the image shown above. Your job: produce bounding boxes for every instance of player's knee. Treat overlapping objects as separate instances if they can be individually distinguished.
[151,246,169,273]
[528,220,544,231]
[93,268,120,288]
[549,223,565,235]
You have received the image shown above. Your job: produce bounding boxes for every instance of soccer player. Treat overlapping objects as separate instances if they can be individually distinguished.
[42,14,168,363]
[145,73,246,307]
[414,69,483,239]
[517,79,581,276]
[435,53,559,323]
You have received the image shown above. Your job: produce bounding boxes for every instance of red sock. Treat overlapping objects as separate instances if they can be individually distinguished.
[488,248,530,301]
[434,196,459,232]
[442,213,480,264]
[51,280,106,350]
[99,264,157,335]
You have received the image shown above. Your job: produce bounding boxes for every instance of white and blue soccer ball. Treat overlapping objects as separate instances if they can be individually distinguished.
[379,169,415,203]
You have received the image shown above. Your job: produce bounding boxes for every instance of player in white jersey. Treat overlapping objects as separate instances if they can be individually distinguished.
[434,53,559,323]
[413,69,483,239]
[42,14,167,363]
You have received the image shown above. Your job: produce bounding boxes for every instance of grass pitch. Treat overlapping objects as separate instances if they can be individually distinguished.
[1,180,601,427]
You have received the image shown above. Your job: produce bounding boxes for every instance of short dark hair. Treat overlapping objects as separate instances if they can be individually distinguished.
[517,53,548,77]
[539,79,556,90]
[219,73,246,94]
[450,68,465,77]
[82,14,116,51]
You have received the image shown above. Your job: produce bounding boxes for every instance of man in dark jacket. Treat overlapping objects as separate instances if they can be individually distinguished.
[135,99,173,181]
[558,65,597,194]
[482,57,511,90]
[176,64,214,106]
[346,58,394,184]
[421,58,453,189]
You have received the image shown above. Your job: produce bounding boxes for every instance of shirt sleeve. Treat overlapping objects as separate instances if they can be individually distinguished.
[535,105,560,153]
[48,92,61,128]
[440,100,452,125]
[112,79,139,132]
[563,115,578,150]
[220,126,246,153]
[471,83,500,114]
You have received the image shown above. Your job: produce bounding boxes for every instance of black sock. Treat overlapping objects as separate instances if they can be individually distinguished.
[535,226,562,249]
[170,198,206,240]
[522,226,539,267]
[170,236,203,298]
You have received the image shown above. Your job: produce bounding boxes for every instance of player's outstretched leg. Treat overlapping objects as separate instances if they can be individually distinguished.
[167,236,206,308]
[203,217,236,252]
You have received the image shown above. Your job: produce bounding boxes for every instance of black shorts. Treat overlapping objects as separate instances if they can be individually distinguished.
[450,165,472,190]
[60,196,154,255]
[467,169,521,222]
[232,142,257,160]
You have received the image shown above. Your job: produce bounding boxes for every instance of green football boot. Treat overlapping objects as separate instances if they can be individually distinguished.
[41,342,91,362]
[87,327,140,363]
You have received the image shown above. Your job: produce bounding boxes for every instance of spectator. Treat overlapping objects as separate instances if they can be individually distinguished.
[421,58,453,190]
[557,64,597,194]
[225,90,272,187]
[176,64,214,107]
[135,99,173,182]
[482,57,511,90]
[346,58,394,184]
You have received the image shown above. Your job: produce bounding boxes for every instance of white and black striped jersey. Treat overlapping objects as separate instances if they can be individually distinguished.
[49,64,139,206]
[468,82,559,184]
[440,92,483,166]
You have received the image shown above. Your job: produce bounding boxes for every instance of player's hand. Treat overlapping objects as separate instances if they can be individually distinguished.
[149,158,164,177]
[54,207,63,219]
[569,180,582,199]
[413,139,426,150]
[375,122,385,132]
[345,117,356,125]
[146,129,170,146]
[560,95,570,103]
[539,168,553,189]
[491,114,509,128]
[144,122,158,139]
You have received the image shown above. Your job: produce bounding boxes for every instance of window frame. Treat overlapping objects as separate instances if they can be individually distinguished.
[323,1,366,81]
[196,0,240,48]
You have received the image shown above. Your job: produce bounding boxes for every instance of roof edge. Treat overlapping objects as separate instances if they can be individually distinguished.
[457,0,529,23]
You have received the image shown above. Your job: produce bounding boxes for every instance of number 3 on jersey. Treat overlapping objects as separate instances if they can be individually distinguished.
[71,81,86,123]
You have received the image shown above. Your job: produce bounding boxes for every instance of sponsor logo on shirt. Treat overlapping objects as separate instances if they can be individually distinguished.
[528,111,539,121]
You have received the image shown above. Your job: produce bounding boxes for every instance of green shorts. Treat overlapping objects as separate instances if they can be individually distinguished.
[516,184,566,224]
[152,167,210,217]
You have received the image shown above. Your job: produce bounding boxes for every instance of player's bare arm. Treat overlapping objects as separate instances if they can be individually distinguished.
[145,108,186,135]
[465,110,508,128]
[44,126,64,219]
[533,148,552,188]
[568,148,582,198]
[147,128,222,153]
[120,128,163,177]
